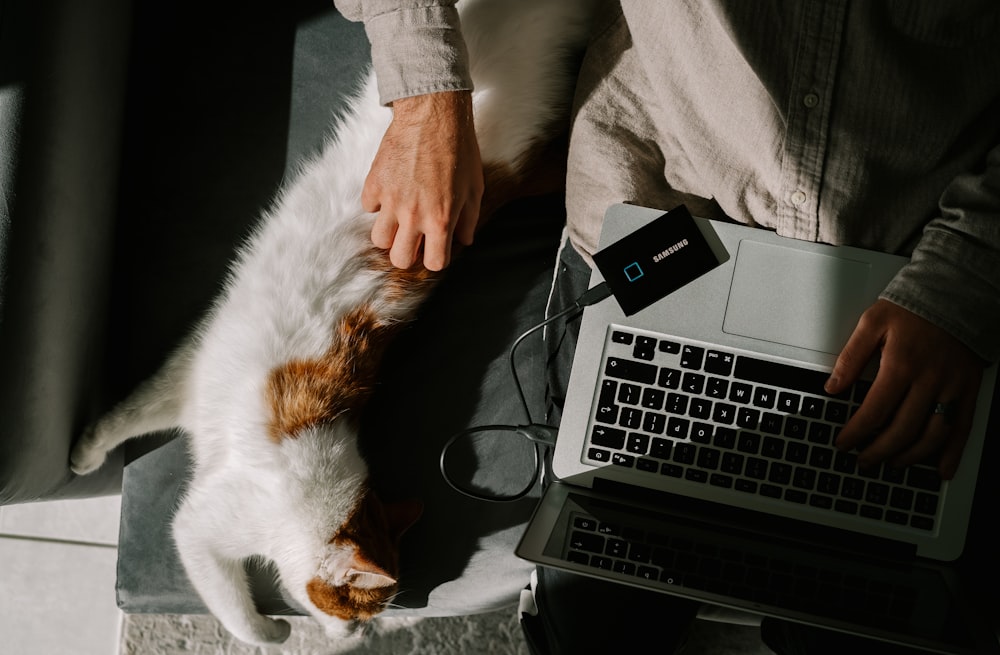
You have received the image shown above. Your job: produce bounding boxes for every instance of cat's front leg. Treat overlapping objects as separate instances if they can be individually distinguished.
[173,497,291,646]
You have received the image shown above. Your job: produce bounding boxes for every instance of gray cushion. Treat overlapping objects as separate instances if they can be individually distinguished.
[114,3,561,616]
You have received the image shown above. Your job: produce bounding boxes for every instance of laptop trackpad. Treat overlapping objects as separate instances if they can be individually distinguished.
[723,240,872,355]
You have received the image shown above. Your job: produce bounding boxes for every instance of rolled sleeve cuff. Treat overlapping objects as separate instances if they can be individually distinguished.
[364,5,472,105]
[880,227,1000,363]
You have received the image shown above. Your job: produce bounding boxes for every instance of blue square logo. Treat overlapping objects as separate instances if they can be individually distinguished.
[624,262,644,282]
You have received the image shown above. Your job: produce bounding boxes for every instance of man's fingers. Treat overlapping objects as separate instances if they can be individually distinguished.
[388,225,422,269]
[826,313,883,395]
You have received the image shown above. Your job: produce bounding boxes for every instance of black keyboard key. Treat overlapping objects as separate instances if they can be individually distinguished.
[698,448,721,470]
[591,426,626,449]
[599,379,618,404]
[612,453,635,467]
[907,467,943,492]
[659,340,681,354]
[834,499,858,515]
[637,458,659,473]
[817,472,841,495]
[641,387,665,410]
[617,383,641,405]
[665,393,689,415]
[711,473,734,488]
[570,530,605,553]
[825,401,850,424]
[721,452,745,475]
[785,489,808,504]
[627,433,650,454]
[605,538,629,558]
[810,494,834,509]
[706,377,729,399]
[736,479,758,494]
[729,383,753,404]
[690,399,713,420]
[673,443,696,464]
[784,417,808,440]
[682,372,706,394]
[886,511,908,526]
[841,477,865,500]
[753,387,777,409]
[642,412,666,434]
[633,336,657,360]
[808,422,833,445]
[681,345,705,370]
[890,487,915,511]
[713,403,737,425]
[911,515,935,531]
[661,463,683,477]
[666,417,690,439]
[760,484,782,498]
[882,466,906,485]
[760,413,783,434]
[651,438,673,459]
[566,550,590,565]
[745,457,768,479]
[605,357,657,384]
[914,492,939,516]
[865,482,890,505]
[769,462,792,485]
[619,406,642,429]
[860,505,884,520]
[801,396,825,419]
[595,400,619,424]
[734,356,834,397]
[809,446,833,470]
[659,367,681,389]
[691,422,713,444]
[777,392,801,414]
[833,450,858,474]
[793,467,817,490]
[611,330,634,345]
[588,448,611,462]
[714,427,737,449]
[738,433,762,455]
[785,442,809,464]
[705,350,735,375]
[762,436,785,459]
[737,407,760,429]
[573,516,598,531]
[686,469,709,483]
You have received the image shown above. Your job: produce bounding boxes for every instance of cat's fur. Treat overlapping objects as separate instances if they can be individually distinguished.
[69,0,595,646]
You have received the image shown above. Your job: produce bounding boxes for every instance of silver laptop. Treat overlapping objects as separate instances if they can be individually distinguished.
[517,203,999,653]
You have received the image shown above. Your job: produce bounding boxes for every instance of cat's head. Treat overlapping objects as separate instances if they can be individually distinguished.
[304,488,422,624]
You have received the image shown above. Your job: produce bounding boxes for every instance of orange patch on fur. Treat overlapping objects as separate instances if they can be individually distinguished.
[266,306,396,442]
[306,488,422,621]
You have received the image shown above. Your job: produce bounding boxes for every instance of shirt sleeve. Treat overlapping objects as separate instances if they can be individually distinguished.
[332,0,472,105]
[879,142,1000,363]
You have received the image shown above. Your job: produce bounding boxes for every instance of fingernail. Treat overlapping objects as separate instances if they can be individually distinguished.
[824,375,839,393]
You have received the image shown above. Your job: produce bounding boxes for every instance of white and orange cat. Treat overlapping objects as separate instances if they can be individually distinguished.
[69,0,595,646]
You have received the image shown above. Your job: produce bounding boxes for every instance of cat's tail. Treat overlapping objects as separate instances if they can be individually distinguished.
[70,337,196,475]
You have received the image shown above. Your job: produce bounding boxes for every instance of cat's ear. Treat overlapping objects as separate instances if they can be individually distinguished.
[383,499,423,540]
[338,555,397,589]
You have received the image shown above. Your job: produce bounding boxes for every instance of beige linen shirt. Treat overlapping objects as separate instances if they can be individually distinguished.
[334,0,1000,362]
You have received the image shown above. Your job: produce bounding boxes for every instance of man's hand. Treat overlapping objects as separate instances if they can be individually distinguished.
[363,91,484,271]
[826,299,985,479]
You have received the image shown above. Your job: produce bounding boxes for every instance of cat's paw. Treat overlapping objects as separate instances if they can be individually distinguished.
[246,617,292,645]
[69,426,107,476]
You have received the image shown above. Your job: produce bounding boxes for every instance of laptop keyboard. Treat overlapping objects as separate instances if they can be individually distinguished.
[561,504,936,630]
[585,327,944,534]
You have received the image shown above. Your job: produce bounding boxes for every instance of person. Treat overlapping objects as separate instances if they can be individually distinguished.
[333,1,1000,652]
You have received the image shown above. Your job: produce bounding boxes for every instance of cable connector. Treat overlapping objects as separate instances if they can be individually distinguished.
[574,281,612,309]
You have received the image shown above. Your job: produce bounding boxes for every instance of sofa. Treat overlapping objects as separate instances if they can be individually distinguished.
[1,0,561,620]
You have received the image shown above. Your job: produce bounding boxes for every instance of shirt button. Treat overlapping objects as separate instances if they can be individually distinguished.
[803,93,819,108]
[790,190,807,205]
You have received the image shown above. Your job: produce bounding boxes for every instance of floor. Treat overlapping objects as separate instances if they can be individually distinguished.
[0,495,124,655]
[1,496,770,655]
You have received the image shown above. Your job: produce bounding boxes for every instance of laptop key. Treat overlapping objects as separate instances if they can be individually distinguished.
[605,357,657,384]
[681,345,705,369]
[906,466,942,492]
[570,530,605,553]
[591,426,626,448]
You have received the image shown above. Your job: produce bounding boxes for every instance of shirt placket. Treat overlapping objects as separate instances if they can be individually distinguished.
[777,0,847,243]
